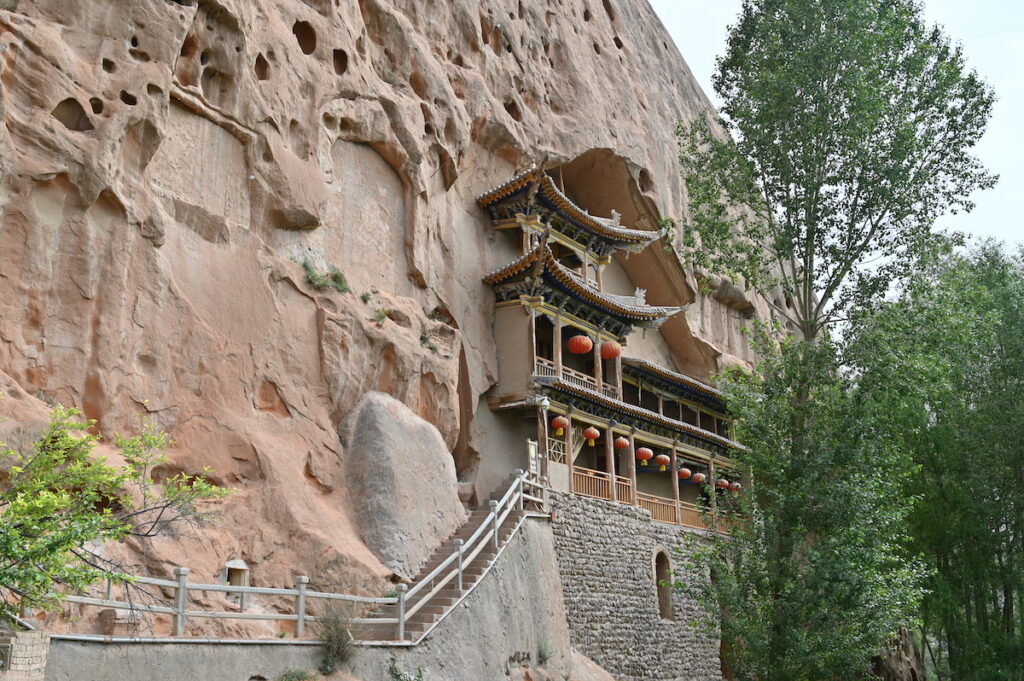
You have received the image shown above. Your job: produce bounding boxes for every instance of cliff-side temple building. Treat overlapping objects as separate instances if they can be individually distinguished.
[478,169,740,529]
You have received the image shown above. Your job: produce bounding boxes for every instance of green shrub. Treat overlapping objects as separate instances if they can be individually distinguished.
[388,658,425,681]
[277,669,316,681]
[301,260,349,293]
[537,640,553,664]
[317,603,356,675]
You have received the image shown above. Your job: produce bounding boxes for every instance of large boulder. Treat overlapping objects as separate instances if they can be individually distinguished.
[340,392,466,579]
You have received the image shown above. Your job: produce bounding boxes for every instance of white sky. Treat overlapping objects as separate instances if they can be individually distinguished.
[649,0,1023,248]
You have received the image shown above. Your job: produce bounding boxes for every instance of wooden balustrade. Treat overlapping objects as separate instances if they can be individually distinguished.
[614,475,632,503]
[572,467,612,501]
[547,438,566,464]
[534,356,558,377]
[572,467,728,534]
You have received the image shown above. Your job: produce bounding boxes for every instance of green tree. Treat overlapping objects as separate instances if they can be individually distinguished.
[685,335,925,681]
[674,0,995,677]
[678,0,995,340]
[0,407,226,621]
[846,244,1024,679]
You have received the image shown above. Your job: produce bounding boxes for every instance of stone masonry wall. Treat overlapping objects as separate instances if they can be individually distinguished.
[551,493,721,681]
[0,630,49,681]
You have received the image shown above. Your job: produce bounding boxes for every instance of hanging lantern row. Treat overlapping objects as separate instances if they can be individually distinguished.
[653,453,671,471]
[716,478,730,490]
[677,467,692,480]
[583,426,601,446]
[567,335,593,354]
[636,447,653,466]
[567,334,622,359]
[730,481,742,492]
[691,472,707,484]
[551,415,568,436]
[613,436,630,450]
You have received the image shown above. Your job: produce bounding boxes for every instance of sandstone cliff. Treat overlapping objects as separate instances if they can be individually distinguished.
[0,0,761,646]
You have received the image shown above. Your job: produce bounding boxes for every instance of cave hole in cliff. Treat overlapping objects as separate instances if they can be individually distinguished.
[166,0,195,6]
[655,550,673,619]
[130,35,139,48]
[332,48,348,75]
[602,0,617,23]
[51,98,94,132]
[254,53,270,80]
[583,7,592,21]
[101,58,116,73]
[593,42,601,55]
[614,36,623,50]
[180,34,198,58]
[88,97,104,114]
[147,83,163,97]
[503,99,522,122]
[119,90,138,106]
[200,48,211,65]
[292,20,317,54]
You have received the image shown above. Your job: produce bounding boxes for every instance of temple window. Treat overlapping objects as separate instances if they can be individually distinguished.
[638,385,659,413]
[679,404,698,426]
[654,550,674,620]
[222,559,250,607]
[622,380,641,407]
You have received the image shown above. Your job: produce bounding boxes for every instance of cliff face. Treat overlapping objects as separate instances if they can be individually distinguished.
[0,0,759,625]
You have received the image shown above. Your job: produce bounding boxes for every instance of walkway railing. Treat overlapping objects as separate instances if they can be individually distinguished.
[571,466,729,534]
[61,470,548,646]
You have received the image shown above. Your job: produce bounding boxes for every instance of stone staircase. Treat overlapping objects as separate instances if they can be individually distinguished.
[349,471,545,644]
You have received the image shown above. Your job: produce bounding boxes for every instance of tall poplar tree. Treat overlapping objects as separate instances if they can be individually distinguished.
[675,1,996,678]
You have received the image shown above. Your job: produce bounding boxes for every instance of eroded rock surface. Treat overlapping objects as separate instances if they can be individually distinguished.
[341,391,465,579]
[0,0,766,642]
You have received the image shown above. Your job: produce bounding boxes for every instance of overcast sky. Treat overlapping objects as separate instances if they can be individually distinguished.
[649,1,1022,248]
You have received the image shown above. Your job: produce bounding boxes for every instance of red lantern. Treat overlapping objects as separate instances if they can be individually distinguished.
[583,426,600,446]
[636,447,653,466]
[678,467,692,480]
[600,340,622,360]
[654,453,671,471]
[691,472,707,484]
[716,478,730,490]
[730,481,742,493]
[567,334,594,354]
[613,436,630,450]
[551,415,568,436]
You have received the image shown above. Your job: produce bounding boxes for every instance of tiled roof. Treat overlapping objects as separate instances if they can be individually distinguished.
[621,357,727,412]
[476,170,660,245]
[539,377,742,451]
[484,245,681,323]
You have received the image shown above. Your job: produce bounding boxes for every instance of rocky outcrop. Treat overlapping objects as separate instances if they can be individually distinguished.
[340,391,466,579]
[0,0,768,644]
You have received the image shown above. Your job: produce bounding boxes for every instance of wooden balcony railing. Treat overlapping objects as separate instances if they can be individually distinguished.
[637,492,677,524]
[571,467,729,534]
[614,474,632,503]
[534,356,558,378]
[573,467,611,500]
[560,365,598,391]
[533,357,619,398]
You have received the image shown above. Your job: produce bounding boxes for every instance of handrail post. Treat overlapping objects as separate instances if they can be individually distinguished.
[396,583,408,641]
[455,538,465,591]
[294,575,309,637]
[172,567,189,636]
[490,499,500,549]
[105,577,113,601]
[515,469,524,511]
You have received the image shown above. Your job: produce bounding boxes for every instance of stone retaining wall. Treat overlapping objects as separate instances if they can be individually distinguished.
[550,492,721,681]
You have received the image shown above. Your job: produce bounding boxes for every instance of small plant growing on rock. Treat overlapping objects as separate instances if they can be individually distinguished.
[387,658,425,681]
[317,602,356,675]
[301,260,349,293]
[537,640,553,665]
[360,291,372,304]
[419,333,439,354]
[373,308,390,325]
[277,670,316,681]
